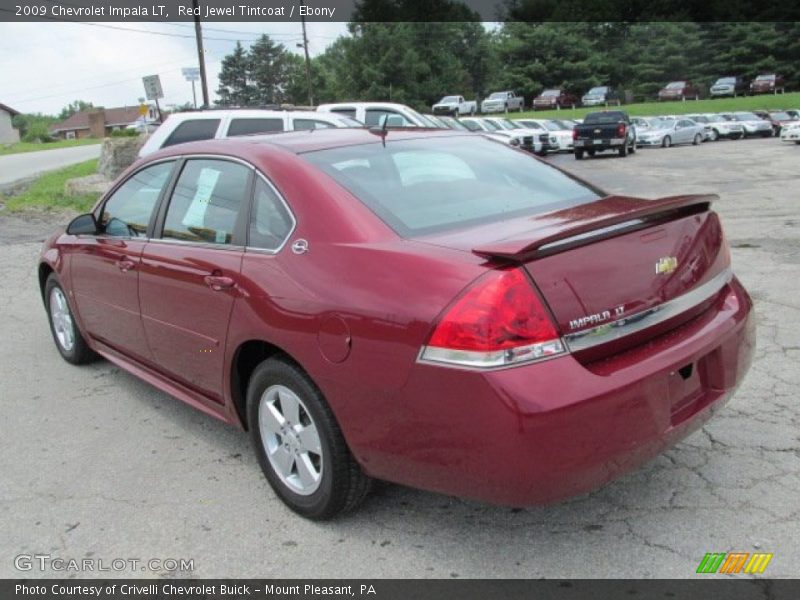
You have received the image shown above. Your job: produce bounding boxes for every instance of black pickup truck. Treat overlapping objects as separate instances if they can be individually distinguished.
[573,110,636,159]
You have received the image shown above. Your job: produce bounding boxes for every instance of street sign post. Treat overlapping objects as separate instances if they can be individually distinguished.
[182,67,201,108]
[142,75,164,122]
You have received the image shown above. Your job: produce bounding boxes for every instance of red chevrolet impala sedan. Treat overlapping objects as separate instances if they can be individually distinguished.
[38,129,755,519]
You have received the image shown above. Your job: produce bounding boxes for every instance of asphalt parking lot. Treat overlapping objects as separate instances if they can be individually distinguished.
[0,137,798,579]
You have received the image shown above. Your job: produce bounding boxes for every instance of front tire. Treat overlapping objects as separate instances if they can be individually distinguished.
[662,135,672,148]
[710,128,719,141]
[693,133,702,145]
[247,358,371,520]
[44,273,97,365]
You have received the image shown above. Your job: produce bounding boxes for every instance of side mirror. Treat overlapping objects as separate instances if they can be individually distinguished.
[66,213,98,235]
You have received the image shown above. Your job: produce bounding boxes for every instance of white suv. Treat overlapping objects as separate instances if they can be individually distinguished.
[138,109,362,158]
[316,102,436,128]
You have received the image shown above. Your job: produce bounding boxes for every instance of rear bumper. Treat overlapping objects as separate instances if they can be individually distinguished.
[574,137,625,150]
[356,276,754,506]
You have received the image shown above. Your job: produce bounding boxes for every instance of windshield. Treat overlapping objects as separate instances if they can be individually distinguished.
[658,119,677,129]
[715,77,735,85]
[770,112,791,120]
[666,82,685,89]
[494,119,519,130]
[705,115,723,122]
[735,112,759,121]
[489,92,507,100]
[481,120,502,131]
[516,120,543,130]
[587,87,607,95]
[541,90,560,97]
[440,96,460,103]
[542,121,562,131]
[334,116,364,127]
[302,136,601,236]
[756,74,775,81]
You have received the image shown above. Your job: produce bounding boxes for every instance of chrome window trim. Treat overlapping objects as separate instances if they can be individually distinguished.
[244,172,297,256]
[563,267,733,353]
[144,238,245,252]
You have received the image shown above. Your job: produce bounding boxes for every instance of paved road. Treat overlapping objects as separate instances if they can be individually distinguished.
[0,144,101,187]
[0,138,797,579]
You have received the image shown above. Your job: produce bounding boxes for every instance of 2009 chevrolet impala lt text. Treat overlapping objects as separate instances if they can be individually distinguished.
[38,129,755,519]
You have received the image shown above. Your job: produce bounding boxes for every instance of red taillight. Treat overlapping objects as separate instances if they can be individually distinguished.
[616,122,626,137]
[572,128,578,140]
[420,268,565,368]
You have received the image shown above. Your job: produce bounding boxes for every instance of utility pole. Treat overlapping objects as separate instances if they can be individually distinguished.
[192,0,210,108]
[299,0,314,106]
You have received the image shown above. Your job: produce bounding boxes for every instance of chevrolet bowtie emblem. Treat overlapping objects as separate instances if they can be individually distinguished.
[655,256,679,274]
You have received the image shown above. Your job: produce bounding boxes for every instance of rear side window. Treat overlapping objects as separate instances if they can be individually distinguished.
[227,118,284,137]
[161,159,251,245]
[364,109,410,127]
[98,162,174,238]
[303,137,600,236]
[329,108,356,119]
[293,119,335,131]
[248,178,294,251]
[162,119,220,148]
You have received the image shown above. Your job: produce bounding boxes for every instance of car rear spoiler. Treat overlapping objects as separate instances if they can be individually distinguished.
[472,194,715,261]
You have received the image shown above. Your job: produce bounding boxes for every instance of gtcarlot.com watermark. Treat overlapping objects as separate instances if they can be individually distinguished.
[14,553,194,573]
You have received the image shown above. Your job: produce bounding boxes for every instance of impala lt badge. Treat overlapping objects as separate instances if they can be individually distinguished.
[655,256,679,274]
[569,305,625,330]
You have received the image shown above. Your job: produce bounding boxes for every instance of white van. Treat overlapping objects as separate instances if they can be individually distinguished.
[137,109,362,158]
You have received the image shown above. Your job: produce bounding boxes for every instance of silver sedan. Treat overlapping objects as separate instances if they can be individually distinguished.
[635,118,707,148]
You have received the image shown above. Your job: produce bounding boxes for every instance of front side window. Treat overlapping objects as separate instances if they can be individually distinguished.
[161,159,251,245]
[227,118,284,137]
[248,178,294,251]
[98,161,174,238]
[162,119,221,148]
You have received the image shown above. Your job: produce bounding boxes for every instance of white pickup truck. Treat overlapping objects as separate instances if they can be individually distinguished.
[481,91,525,113]
[432,95,477,116]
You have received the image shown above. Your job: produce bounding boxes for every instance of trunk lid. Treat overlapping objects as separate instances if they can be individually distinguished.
[420,195,731,361]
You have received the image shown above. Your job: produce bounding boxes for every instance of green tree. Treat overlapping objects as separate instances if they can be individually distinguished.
[216,41,254,107]
[58,100,94,120]
[248,34,292,105]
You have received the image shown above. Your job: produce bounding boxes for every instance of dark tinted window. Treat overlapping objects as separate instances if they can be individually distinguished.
[293,119,335,131]
[162,159,250,245]
[227,118,284,137]
[303,137,600,236]
[364,109,411,127]
[583,111,627,125]
[248,178,294,250]
[162,119,220,148]
[330,108,356,119]
[98,162,174,238]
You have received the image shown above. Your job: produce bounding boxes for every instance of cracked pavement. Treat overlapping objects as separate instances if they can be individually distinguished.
[0,138,797,578]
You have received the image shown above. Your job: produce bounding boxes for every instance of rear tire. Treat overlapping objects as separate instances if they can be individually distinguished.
[574,149,584,160]
[44,273,97,365]
[618,142,628,157]
[247,358,371,520]
[710,128,719,141]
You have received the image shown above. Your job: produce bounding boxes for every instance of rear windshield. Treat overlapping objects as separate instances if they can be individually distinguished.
[301,136,601,236]
[583,112,626,125]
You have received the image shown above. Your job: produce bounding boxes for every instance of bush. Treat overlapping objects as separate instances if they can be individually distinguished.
[22,121,55,143]
[110,129,139,137]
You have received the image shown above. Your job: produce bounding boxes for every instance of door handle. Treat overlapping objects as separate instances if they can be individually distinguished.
[117,259,136,272]
[204,275,235,291]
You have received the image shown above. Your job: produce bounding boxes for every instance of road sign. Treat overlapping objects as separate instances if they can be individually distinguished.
[138,104,148,117]
[142,75,164,100]
[182,67,200,82]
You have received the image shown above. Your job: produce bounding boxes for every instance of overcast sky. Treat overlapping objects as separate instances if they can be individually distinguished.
[0,21,350,115]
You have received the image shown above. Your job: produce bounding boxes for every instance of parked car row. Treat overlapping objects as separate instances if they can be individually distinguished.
[137,102,800,163]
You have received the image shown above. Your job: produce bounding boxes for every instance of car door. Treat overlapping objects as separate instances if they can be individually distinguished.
[138,157,253,401]
[678,119,695,143]
[68,161,176,363]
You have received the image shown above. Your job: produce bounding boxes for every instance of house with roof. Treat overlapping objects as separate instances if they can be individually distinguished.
[0,103,21,144]
[49,105,160,139]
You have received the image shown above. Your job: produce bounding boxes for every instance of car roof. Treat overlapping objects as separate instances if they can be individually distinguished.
[145,127,471,160]
[317,102,414,111]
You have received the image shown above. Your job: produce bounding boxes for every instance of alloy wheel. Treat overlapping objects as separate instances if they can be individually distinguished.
[49,287,75,352]
[258,384,323,496]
